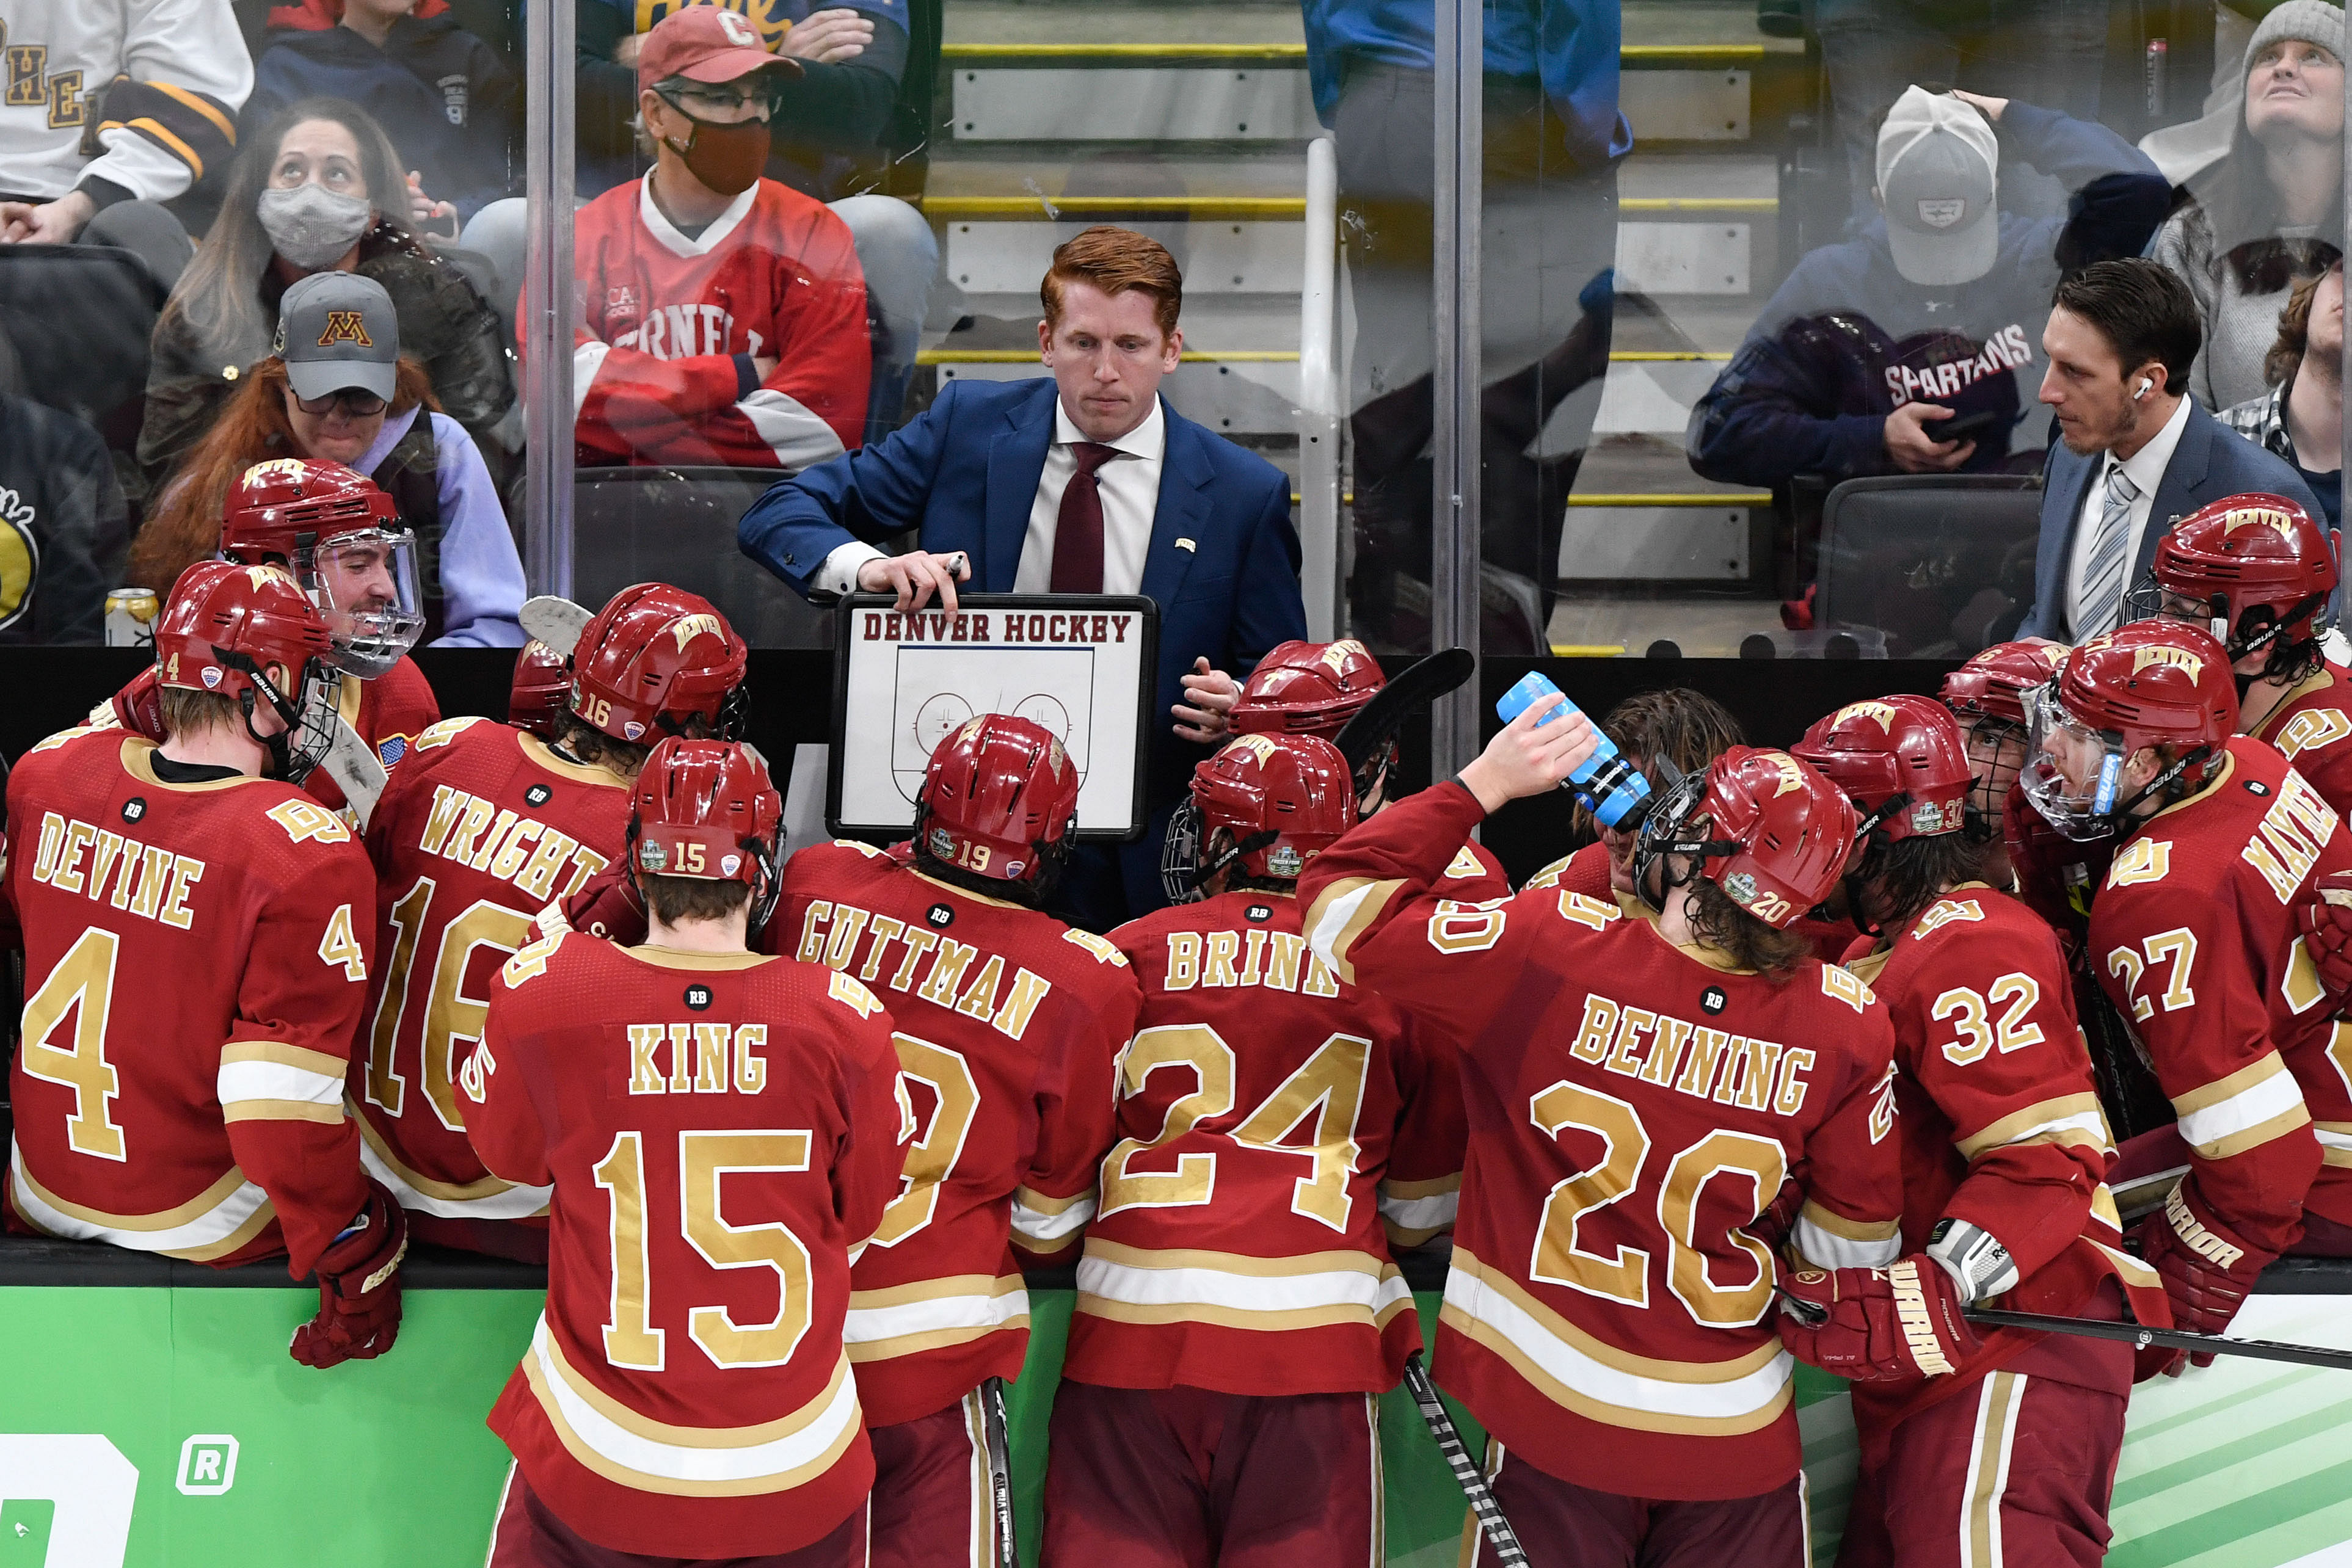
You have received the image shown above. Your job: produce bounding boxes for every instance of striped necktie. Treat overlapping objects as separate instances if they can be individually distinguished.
[2078,463,2139,639]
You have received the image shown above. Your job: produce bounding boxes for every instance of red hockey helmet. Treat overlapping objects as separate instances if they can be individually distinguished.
[917,714,1081,886]
[1634,746,1860,929]
[570,584,749,746]
[508,639,570,738]
[1189,732,1358,884]
[221,457,423,679]
[1229,640,1386,741]
[1790,695,1975,841]
[2023,620,2240,839]
[1940,640,2068,730]
[153,560,339,779]
[632,738,782,884]
[2132,492,2338,673]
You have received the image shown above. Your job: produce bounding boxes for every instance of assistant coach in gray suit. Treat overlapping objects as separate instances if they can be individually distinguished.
[2019,259,2323,642]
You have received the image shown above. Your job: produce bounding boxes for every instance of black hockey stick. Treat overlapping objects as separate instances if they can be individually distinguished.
[1333,648,1477,775]
[980,1375,1018,1568]
[1964,1308,2352,1372]
[1402,1353,1528,1566]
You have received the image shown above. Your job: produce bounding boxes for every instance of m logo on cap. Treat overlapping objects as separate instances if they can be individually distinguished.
[717,9,760,46]
[317,311,373,349]
[1916,198,1968,230]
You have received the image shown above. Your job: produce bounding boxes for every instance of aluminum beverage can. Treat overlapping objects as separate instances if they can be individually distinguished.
[104,586,161,648]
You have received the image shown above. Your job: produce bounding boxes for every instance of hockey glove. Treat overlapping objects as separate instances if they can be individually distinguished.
[290,1180,409,1370]
[1775,1255,1982,1382]
[559,860,649,945]
[2295,871,2352,1015]
[2133,1186,2263,1372]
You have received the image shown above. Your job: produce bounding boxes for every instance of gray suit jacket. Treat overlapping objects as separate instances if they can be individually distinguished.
[2017,398,2326,640]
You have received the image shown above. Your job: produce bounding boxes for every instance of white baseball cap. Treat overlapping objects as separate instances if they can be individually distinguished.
[1877,87,2000,287]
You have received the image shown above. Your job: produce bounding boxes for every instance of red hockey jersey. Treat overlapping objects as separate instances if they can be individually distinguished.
[2251,660,2352,817]
[779,843,1141,1428]
[1840,883,2167,1430]
[552,176,868,470]
[353,716,630,1227]
[1060,888,1466,1397]
[2088,739,2347,1263]
[1523,840,1611,898]
[90,656,442,816]
[468,933,905,1558]
[5,728,374,1276]
[1301,783,1904,1502]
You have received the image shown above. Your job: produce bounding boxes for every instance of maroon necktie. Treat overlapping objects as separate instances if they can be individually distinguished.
[1049,442,1121,593]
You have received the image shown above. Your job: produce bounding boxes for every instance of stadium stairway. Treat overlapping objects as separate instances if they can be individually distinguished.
[921,2,1817,652]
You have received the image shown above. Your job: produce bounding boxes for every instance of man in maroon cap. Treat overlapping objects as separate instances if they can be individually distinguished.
[540,4,870,472]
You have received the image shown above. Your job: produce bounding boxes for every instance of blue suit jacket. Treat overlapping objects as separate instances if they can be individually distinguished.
[738,376,1308,797]
[2018,398,2326,640]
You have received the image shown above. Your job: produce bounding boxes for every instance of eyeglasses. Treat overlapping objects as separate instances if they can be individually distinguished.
[289,388,388,417]
[657,85,774,122]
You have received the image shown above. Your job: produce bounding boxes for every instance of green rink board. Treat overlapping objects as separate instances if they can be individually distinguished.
[2,1288,2348,1567]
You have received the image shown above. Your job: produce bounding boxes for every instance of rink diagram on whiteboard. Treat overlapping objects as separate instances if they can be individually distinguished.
[892,647,1096,801]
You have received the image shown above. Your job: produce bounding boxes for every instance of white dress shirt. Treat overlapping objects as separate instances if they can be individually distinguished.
[2061,394,2193,640]
[815,395,1168,595]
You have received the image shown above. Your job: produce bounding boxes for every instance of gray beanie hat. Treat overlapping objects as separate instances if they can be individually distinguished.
[2246,1,2346,75]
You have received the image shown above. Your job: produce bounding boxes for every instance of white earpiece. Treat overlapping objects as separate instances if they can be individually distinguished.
[2135,379,2152,400]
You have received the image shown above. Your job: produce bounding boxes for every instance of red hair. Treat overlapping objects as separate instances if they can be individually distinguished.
[1040,225,1183,338]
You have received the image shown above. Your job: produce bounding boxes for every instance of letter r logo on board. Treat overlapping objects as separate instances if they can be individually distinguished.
[176,1435,239,1496]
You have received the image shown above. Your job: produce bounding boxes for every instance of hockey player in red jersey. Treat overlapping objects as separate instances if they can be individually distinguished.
[1520,687,1747,902]
[777,714,1141,1568]
[90,460,443,811]
[355,584,748,1261]
[1045,731,1464,1568]
[1940,640,2070,889]
[1222,637,1510,898]
[8,562,407,1367]
[2129,492,2352,813]
[1791,695,2167,1568]
[472,738,906,1566]
[545,5,869,471]
[1301,702,1913,1567]
[2022,620,2352,1340]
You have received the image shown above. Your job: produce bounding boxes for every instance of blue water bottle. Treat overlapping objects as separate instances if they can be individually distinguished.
[1495,672,1653,828]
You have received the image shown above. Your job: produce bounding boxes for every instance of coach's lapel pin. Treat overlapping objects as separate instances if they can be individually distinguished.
[1176,537,1196,553]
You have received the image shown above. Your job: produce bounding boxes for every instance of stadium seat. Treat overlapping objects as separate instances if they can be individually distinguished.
[0,244,163,440]
[573,465,837,647]
[1816,473,2044,658]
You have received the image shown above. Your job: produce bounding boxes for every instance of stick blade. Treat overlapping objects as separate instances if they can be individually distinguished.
[1333,648,1476,772]
[520,595,594,658]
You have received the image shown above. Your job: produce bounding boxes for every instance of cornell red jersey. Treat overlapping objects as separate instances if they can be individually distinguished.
[1302,783,1904,1502]
[553,176,869,470]
[1840,884,2167,1430]
[2251,660,2352,816]
[468,933,906,1559]
[90,656,442,816]
[4,728,374,1276]
[778,842,1141,1428]
[1060,888,1466,1398]
[352,716,630,1227]
[2088,739,2347,1261]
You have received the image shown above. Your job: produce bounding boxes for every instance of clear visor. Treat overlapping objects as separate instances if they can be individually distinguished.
[2020,686,2127,841]
[2125,576,2231,644]
[301,528,424,677]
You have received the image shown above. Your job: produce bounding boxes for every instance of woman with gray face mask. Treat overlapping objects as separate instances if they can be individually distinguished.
[135,96,515,506]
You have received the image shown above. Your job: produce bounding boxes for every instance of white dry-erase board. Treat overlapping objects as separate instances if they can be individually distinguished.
[827,593,1159,841]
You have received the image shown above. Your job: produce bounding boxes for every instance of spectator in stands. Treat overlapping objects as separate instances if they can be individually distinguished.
[0,0,253,290]
[138,98,515,499]
[1688,87,2170,493]
[2019,260,2323,641]
[1813,0,2112,226]
[550,5,870,470]
[131,271,524,645]
[244,0,521,231]
[2154,2,2346,410]
[2220,257,2345,528]
[0,322,131,645]
[1304,0,1623,650]
[561,0,933,443]
[737,224,1306,927]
